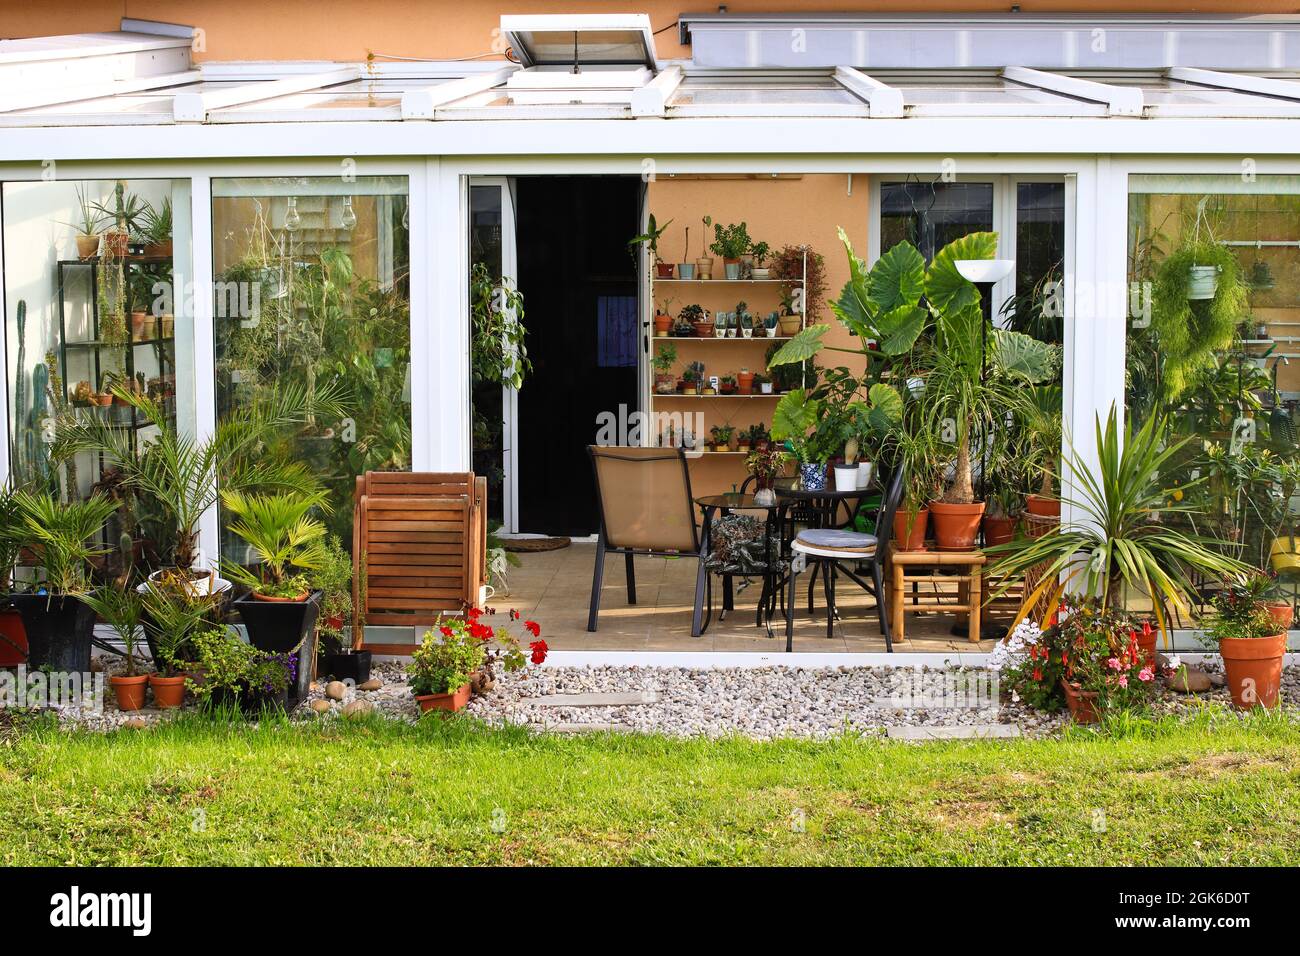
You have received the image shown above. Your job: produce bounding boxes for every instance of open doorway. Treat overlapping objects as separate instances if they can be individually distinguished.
[472,176,640,537]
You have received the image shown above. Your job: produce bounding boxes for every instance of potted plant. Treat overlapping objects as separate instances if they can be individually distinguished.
[734,301,752,338]
[138,579,214,708]
[1047,598,1161,723]
[746,441,790,507]
[138,196,172,259]
[736,428,752,455]
[678,224,695,280]
[312,535,369,684]
[988,408,1247,644]
[710,424,735,452]
[750,241,771,279]
[736,367,754,395]
[6,491,118,672]
[1022,386,1064,525]
[695,215,714,279]
[653,342,678,394]
[221,490,325,657]
[752,372,772,394]
[629,213,675,279]
[80,585,148,711]
[92,183,149,257]
[771,388,830,490]
[654,296,675,336]
[408,617,486,713]
[1204,571,1289,710]
[682,362,703,395]
[710,221,752,279]
[187,627,297,716]
[889,429,941,552]
[719,375,737,395]
[689,307,714,338]
[62,184,104,260]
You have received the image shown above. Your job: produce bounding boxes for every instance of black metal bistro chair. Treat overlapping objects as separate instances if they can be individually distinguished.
[587,445,712,636]
[783,466,904,652]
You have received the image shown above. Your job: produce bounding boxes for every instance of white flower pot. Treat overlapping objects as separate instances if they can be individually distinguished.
[765,327,776,337]
[1187,264,1220,300]
[856,461,874,490]
[834,464,859,492]
[760,383,772,394]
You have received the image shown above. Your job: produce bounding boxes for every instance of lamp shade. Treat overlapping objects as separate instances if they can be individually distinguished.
[954,259,1015,284]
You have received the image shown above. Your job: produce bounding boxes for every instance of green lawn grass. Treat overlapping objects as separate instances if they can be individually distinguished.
[2,710,1299,865]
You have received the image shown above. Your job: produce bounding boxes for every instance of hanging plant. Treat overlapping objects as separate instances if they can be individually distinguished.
[1150,239,1246,402]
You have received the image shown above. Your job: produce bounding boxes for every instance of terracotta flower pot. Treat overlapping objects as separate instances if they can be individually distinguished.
[149,673,187,709]
[75,233,100,260]
[416,683,472,714]
[656,262,676,279]
[130,310,152,338]
[1218,632,1287,710]
[654,313,672,336]
[1061,680,1100,724]
[893,507,929,552]
[1025,495,1060,519]
[1264,601,1294,633]
[253,590,310,603]
[1135,629,1158,668]
[736,371,754,394]
[778,315,802,336]
[693,321,715,338]
[110,674,149,711]
[0,608,27,667]
[144,240,173,259]
[982,515,1017,547]
[930,500,985,551]
[103,230,129,257]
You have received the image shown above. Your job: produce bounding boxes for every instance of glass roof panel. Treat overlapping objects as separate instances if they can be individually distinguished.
[501,15,655,68]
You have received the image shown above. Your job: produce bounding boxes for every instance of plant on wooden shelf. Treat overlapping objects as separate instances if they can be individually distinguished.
[764,311,779,338]
[709,424,735,452]
[734,300,752,338]
[630,213,675,279]
[750,241,771,279]
[752,372,772,394]
[654,295,676,336]
[719,375,737,395]
[653,342,678,394]
[682,361,704,395]
[736,367,754,394]
[710,221,752,279]
[696,214,714,279]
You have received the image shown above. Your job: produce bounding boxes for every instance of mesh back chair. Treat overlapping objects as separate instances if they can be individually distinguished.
[587,445,710,635]
[783,465,904,652]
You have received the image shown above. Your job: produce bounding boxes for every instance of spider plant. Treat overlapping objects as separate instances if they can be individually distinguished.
[220,489,328,599]
[988,406,1248,638]
[12,491,118,595]
[50,381,343,573]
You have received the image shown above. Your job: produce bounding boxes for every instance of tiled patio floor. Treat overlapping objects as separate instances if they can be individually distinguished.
[494,542,1004,653]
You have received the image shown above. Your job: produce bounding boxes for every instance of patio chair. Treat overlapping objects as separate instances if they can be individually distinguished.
[783,466,903,653]
[587,445,710,636]
[352,471,486,655]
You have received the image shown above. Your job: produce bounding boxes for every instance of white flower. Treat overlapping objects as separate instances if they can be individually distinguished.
[1165,654,1181,672]
[987,621,1042,672]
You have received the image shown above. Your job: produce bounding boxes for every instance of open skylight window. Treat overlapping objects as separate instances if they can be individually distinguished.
[501,14,658,69]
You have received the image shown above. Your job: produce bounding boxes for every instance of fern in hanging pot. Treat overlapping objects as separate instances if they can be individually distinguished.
[1150,237,1247,403]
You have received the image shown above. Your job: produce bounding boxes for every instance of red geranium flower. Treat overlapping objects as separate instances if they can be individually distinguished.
[524,620,541,638]
[439,625,453,638]
[469,621,493,641]
[509,608,520,621]
[529,639,548,665]
[466,606,482,621]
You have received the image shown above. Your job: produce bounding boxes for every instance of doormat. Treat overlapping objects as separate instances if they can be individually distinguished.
[503,537,571,553]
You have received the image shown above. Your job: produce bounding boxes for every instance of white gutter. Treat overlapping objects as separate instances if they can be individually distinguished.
[1002,66,1144,116]
[173,65,360,122]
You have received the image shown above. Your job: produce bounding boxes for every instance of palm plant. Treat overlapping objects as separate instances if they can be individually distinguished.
[12,491,118,594]
[988,407,1248,637]
[138,579,221,674]
[0,488,26,593]
[80,585,145,676]
[51,381,341,572]
[220,490,328,598]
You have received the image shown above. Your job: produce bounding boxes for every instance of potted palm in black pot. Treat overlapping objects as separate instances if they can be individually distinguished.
[222,489,325,700]
[7,491,118,672]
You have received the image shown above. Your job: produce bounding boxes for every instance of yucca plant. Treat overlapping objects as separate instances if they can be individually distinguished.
[51,381,342,572]
[221,490,328,599]
[12,491,118,594]
[988,406,1248,637]
[80,585,144,676]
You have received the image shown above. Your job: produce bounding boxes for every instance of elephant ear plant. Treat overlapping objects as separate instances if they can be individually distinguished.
[7,491,118,672]
[988,406,1247,642]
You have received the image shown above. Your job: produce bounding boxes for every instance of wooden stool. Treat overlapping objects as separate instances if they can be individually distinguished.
[888,548,987,644]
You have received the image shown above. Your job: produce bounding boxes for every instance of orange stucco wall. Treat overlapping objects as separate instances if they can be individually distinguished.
[647,173,870,496]
[3,2,1297,62]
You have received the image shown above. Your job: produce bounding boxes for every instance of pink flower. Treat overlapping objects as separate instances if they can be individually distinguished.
[1107,657,1122,671]
[1117,675,1128,688]
[1138,667,1154,683]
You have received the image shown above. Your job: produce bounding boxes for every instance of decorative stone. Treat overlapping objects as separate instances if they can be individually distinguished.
[309,699,332,714]
[341,700,373,719]
[357,678,382,691]
[122,717,148,730]
[533,691,657,708]
[325,680,348,701]
[1167,667,1212,693]
[1207,672,1226,688]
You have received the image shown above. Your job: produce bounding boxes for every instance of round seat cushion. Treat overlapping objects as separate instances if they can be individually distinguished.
[793,529,878,555]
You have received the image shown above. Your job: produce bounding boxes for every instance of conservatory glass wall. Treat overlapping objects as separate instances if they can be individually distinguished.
[210,176,412,555]
[1,177,193,573]
[1126,174,1300,619]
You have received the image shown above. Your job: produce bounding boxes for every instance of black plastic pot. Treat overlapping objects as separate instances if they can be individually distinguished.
[9,593,96,672]
[234,590,322,654]
[203,685,289,717]
[318,649,372,684]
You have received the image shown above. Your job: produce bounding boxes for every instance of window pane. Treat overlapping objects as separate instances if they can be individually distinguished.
[212,176,411,555]
[3,178,191,571]
[880,181,993,261]
[1126,176,1300,611]
[1006,182,1065,343]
